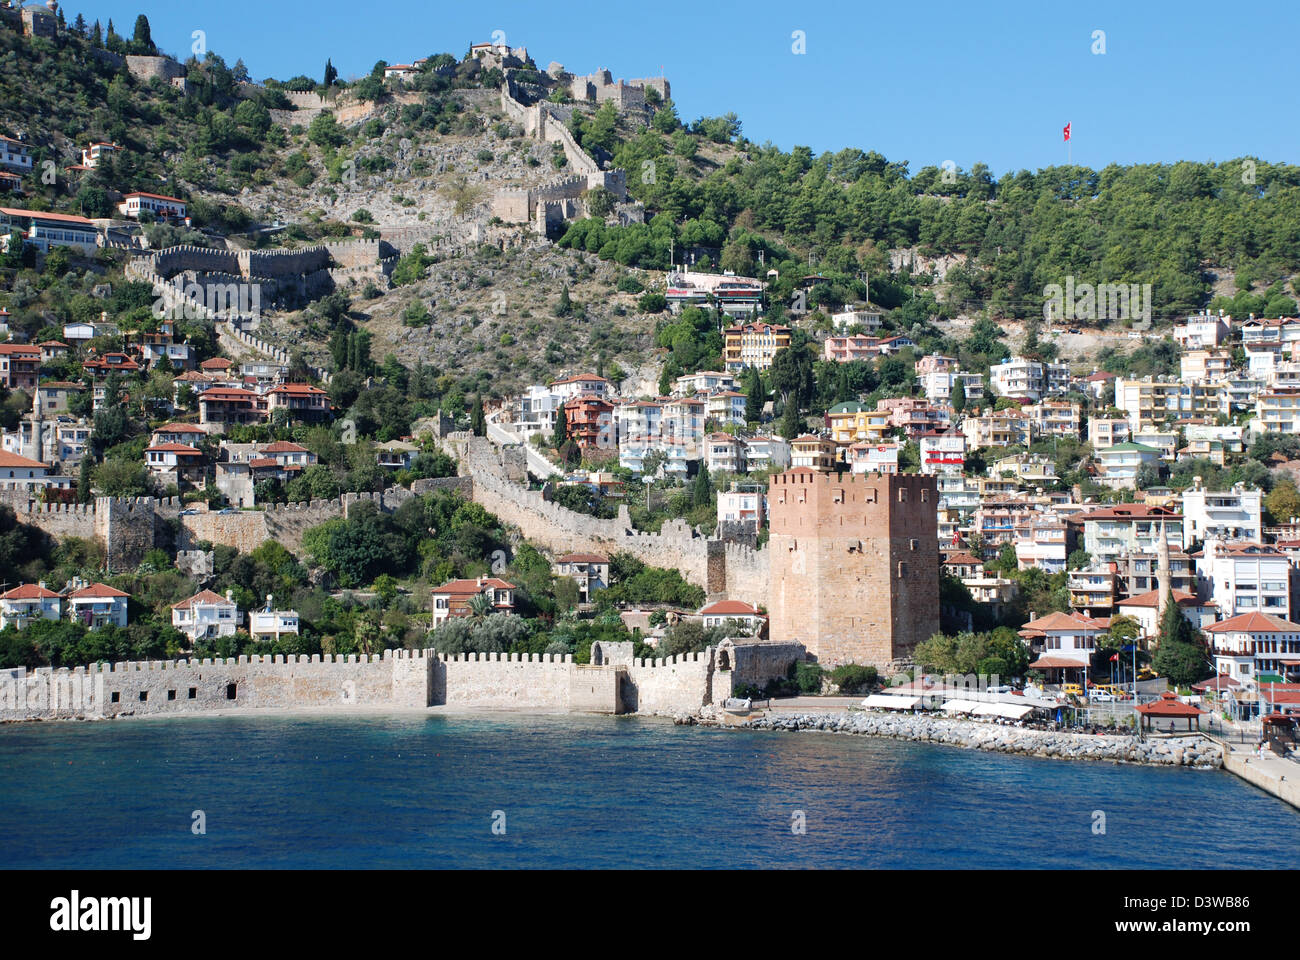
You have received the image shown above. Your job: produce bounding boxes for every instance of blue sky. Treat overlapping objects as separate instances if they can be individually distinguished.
[80,0,1299,176]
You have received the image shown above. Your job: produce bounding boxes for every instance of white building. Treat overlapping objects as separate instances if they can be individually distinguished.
[1204,612,1300,685]
[742,436,791,472]
[1180,480,1262,544]
[717,483,766,527]
[172,589,240,643]
[64,582,130,630]
[988,356,1069,402]
[0,135,33,173]
[674,371,734,396]
[1174,310,1231,350]
[698,600,765,635]
[249,597,300,643]
[0,583,61,630]
[1197,541,1291,620]
[118,192,187,221]
[830,306,883,333]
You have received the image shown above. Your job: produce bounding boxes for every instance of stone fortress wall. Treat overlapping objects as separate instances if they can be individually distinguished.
[491,85,629,233]
[0,641,801,721]
[449,435,769,604]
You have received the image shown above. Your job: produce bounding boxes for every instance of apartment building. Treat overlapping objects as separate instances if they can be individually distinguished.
[1073,504,1184,564]
[1174,310,1232,349]
[1196,541,1292,620]
[1024,400,1081,440]
[961,410,1031,449]
[918,428,966,476]
[1180,480,1263,544]
[1180,349,1233,383]
[826,401,890,445]
[723,323,790,373]
[1115,377,1224,431]
[790,435,837,471]
[1095,442,1162,489]
[988,356,1069,401]
[1088,417,1130,450]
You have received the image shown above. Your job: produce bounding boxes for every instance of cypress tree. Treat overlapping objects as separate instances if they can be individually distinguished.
[552,404,568,448]
[692,467,713,509]
[950,377,966,414]
[470,395,485,436]
[745,368,764,423]
[77,456,93,504]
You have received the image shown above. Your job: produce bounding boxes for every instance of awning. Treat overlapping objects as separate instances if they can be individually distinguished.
[941,699,983,714]
[972,702,1035,720]
[862,694,919,710]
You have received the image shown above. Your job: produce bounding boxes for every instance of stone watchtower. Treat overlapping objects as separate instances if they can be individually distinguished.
[767,469,940,668]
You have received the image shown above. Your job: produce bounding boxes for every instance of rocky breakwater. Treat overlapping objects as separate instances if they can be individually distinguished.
[685,710,1223,768]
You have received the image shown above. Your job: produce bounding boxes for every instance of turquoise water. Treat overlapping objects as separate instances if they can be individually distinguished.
[1,712,1297,868]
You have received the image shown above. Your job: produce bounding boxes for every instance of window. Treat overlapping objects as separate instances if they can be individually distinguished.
[225,683,237,700]
[167,689,176,701]
[110,691,120,703]
[139,691,148,702]
[188,687,197,699]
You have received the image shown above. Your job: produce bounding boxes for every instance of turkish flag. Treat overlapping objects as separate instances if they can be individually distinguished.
[1063,122,1072,142]
[1110,653,1118,662]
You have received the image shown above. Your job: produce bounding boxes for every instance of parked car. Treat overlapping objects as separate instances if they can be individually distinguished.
[1089,690,1117,703]
[1061,683,1085,698]
[987,684,1012,694]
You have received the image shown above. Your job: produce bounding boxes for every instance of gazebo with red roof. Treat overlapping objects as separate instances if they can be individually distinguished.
[1135,691,1206,733]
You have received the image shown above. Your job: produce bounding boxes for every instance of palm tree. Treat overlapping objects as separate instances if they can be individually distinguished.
[467,592,492,620]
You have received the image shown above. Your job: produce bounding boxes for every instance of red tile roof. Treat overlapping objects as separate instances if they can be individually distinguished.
[431,578,515,595]
[68,582,129,599]
[172,589,234,610]
[0,583,59,600]
[1203,612,1300,634]
[0,450,46,469]
[700,600,764,617]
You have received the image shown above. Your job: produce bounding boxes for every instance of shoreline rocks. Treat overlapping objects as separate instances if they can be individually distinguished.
[697,710,1223,768]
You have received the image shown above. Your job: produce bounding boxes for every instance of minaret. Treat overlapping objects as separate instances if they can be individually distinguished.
[1156,530,1172,621]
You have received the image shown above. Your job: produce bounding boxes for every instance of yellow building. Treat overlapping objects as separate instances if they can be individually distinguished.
[826,401,891,445]
[790,434,838,471]
[723,322,791,373]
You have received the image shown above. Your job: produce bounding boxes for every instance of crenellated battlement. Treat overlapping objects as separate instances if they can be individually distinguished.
[1,639,797,722]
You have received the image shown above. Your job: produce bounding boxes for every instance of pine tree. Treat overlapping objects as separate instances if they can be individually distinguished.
[73,13,87,35]
[552,404,568,448]
[91,19,102,45]
[470,395,485,436]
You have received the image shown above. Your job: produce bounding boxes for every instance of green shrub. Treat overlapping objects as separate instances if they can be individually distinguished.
[794,662,824,695]
[829,664,878,694]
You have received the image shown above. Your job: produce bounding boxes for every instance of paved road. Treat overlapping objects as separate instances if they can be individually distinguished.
[485,413,562,479]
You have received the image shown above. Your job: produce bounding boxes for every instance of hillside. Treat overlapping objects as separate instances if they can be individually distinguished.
[4,15,1300,409]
